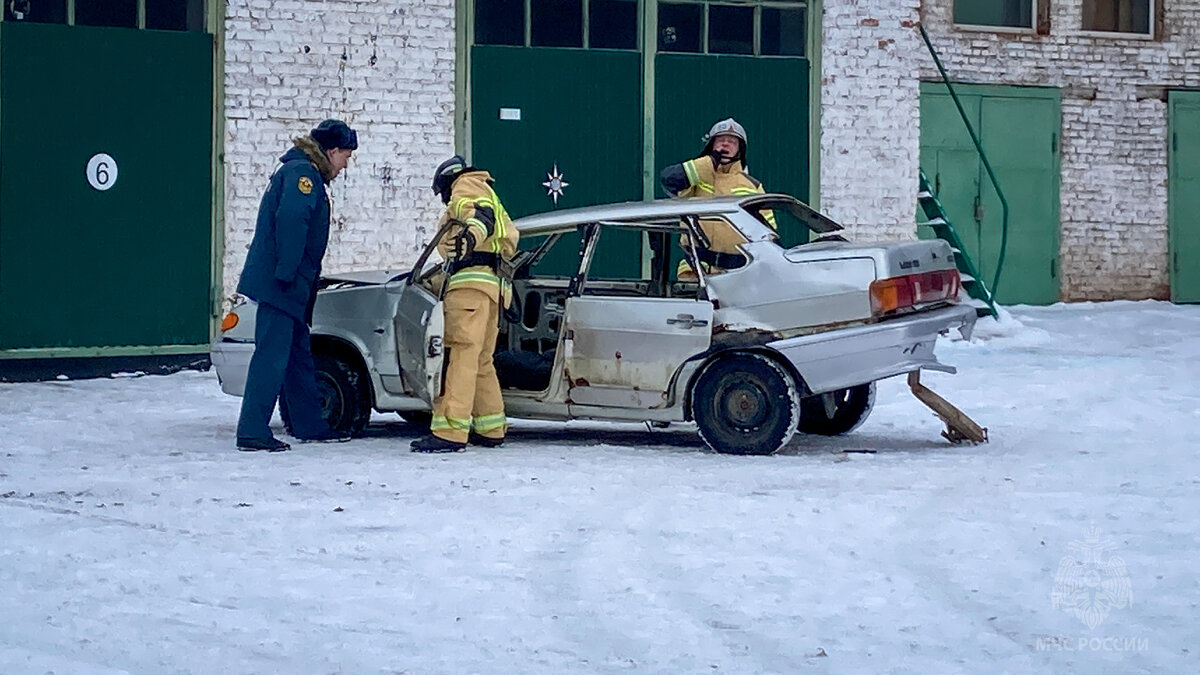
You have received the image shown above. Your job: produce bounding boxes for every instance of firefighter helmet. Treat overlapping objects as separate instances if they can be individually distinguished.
[431,155,469,204]
[701,118,747,163]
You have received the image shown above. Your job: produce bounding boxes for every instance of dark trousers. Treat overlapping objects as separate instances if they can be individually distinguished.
[235,302,330,441]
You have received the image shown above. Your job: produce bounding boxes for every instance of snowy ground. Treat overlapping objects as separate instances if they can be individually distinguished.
[1,301,1197,674]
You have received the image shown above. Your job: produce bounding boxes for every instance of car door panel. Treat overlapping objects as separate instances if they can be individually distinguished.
[393,283,444,404]
[563,296,712,410]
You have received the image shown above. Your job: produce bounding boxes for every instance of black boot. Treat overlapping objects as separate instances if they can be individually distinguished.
[469,431,504,448]
[410,434,466,453]
[237,437,291,453]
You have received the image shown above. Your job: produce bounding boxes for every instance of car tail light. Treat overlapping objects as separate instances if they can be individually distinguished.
[869,269,961,315]
[220,312,239,332]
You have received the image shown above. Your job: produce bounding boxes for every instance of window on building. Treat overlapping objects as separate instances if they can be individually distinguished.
[590,0,638,50]
[1082,0,1152,35]
[531,0,583,47]
[708,4,753,54]
[75,0,138,28]
[3,0,68,23]
[953,0,1033,29]
[761,6,806,56]
[473,0,808,55]
[658,2,702,53]
[146,0,206,32]
[476,0,525,46]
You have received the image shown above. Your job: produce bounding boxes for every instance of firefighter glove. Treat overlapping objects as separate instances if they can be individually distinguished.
[451,228,477,260]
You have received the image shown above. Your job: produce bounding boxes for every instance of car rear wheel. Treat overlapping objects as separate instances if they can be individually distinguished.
[692,353,800,455]
[798,382,875,436]
[280,352,371,437]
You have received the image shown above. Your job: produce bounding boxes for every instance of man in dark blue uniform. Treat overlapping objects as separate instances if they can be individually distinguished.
[234,119,359,452]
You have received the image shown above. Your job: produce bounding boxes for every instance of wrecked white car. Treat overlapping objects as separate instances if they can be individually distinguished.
[211,194,980,455]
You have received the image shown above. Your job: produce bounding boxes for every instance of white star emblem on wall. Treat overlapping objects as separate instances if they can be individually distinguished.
[542,164,569,205]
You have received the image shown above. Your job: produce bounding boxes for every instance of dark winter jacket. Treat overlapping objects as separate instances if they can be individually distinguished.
[237,136,334,323]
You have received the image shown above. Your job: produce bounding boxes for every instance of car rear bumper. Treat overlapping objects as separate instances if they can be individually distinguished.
[210,339,254,397]
[767,304,976,395]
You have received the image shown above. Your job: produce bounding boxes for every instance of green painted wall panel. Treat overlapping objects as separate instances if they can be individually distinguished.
[1169,91,1200,303]
[978,94,1060,305]
[471,46,643,278]
[919,83,1060,305]
[654,53,810,245]
[0,23,213,349]
[654,53,809,279]
[919,91,982,265]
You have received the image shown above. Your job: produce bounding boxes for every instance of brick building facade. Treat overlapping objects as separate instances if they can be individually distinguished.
[915,0,1200,299]
[219,0,1200,306]
[1,0,1192,358]
[221,0,458,302]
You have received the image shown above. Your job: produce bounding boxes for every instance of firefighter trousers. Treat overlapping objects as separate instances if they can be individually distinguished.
[431,287,506,444]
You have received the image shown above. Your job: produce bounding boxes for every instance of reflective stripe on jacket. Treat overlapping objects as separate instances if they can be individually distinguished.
[435,170,520,305]
[661,158,776,229]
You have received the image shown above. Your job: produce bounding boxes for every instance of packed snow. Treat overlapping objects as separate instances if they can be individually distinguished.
[1,301,1197,674]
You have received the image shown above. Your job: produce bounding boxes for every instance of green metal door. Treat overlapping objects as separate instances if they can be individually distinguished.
[1169,90,1200,303]
[471,46,643,277]
[0,22,213,350]
[468,0,815,278]
[654,53,811,246]
[977,93,1060,305]
[918,91,982,263]
[919,83,1061,305]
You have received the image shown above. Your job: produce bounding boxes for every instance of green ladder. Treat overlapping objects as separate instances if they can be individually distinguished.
[917,169,998,318]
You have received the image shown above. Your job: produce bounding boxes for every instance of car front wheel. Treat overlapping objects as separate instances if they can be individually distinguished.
[798,382,875,436]
[692,352,801,455]
[281,352,371,437]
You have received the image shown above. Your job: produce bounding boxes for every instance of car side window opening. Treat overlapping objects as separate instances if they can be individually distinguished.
[668,214,751,283]
[580,221,711,300]
[580,224,654,287]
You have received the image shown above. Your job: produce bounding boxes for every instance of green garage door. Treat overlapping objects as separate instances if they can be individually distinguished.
[469,0,813,276]
[655,53,810,244]
[920,83,1061,305]
[471,46,644,278]
[1169,90,1200,303]
[0,21,213,351]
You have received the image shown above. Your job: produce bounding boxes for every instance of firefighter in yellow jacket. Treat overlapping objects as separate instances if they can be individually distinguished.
[411,156,520,453]
[660,118,775,280]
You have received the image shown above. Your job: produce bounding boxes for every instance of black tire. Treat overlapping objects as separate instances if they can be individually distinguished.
[691,352,800,455]
[798,382,875,436]
[397,410,432,427]
[281,352,371,437]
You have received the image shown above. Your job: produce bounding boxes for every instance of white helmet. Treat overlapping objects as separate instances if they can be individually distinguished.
[702,118,747,145]
[701,118,747,163]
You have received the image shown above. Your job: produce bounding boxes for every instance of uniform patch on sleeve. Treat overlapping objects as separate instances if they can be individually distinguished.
[297,176,314,195]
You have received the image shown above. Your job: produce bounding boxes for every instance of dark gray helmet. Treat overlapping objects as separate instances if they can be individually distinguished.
[432,155,469,204]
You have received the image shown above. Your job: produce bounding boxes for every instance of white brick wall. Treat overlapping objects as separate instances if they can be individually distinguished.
[819,0,924,243]
[222,0,456,306]
[821,0,1200,300]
